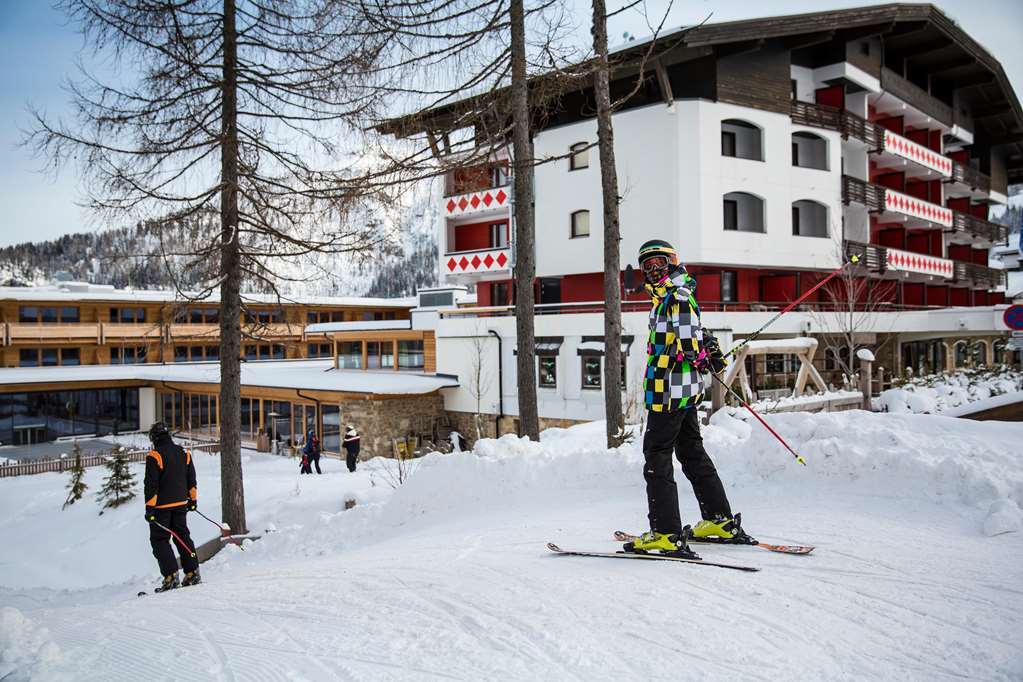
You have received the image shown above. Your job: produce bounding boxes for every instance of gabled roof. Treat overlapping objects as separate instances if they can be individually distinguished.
[380,3,1022,180]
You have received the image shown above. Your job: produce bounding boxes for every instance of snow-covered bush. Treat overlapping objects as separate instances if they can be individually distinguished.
[879,366,1023,414]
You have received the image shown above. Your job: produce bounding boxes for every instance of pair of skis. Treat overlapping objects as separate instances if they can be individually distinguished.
[547,531,814,572]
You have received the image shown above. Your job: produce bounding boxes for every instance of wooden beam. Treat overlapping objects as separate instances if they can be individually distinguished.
[782,29,835,51]
[887,36,953,62]
[839,21,896,43]
[970,100,1010,119]
[953,73,996,90]
[653,58,673,106]
[715,38,764,58]
[925,54,976,74]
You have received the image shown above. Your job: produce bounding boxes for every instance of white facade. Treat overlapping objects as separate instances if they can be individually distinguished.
[530,100,842,280]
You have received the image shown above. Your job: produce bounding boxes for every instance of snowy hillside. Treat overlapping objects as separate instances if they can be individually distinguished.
[2,411,1022,680]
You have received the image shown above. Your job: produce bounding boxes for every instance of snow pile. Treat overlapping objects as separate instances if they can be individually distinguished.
[879,367,1023,414]
[0,608,62,682]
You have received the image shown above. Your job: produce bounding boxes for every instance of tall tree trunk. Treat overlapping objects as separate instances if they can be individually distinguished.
[591,0,623,447]
[509,0,539,440]
[219,0,246,534]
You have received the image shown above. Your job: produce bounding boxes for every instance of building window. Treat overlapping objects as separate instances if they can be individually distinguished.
[307,343,331,358]
[571,210,590,238]
[791,132,828,170]
[721,131,736,157]
[61,348,80,366]
[489,222,507,248]
[247,309,282,324]
[721,271,738,302]
[720,120,763,161]
[792,200,828,237]
[398,340,425,370]
[18,347,80,366]
[491,163,508,187]
[19,306,78,323]
[860,41,870,57]
[110,307,147,323]
[308,310,346,324]
[582,357,602,389]
[722,192,765,233]
[539,356,557,388]
[569,142,589,170]
[490,281,510,306]
[765,353,785,374]
[338,341,363,369]
[111,346,147,364]
[19,349,38,367]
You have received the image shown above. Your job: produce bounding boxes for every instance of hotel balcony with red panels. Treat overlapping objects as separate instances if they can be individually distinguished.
[441,161,512,284]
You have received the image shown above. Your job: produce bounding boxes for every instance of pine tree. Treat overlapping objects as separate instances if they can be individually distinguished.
[62,443,88,510]
[96,451,137,511]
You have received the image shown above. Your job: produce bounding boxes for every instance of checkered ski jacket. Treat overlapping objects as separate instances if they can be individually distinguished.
[643,268,704,412]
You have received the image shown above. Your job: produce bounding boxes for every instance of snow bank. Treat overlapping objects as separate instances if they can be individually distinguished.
[879,367,1023,414]
[0,607,62,682]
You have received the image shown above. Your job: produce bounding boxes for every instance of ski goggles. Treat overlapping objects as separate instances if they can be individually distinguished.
[641,256,670,274]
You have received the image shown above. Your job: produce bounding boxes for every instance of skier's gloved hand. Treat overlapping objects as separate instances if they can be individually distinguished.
[144,508,156,523]
[689,348,712,374]
[187,500,197,512]
[701,331,728,374]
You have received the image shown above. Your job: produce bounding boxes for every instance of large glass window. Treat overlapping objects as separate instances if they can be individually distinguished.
[0,388,139,445]
[19,349,37,367]
[308,343,331,358]
[721,271,738,302]
[19,306,38,323]
[720,120,763,160]
[398,340,425,370]
[61,348,80,366]
[539,356,557,388]
[322,404,341,453]
[41,349,59,366]
[61,307,80,323]
[19,306,75,323]
[722,192,765,233]
[582,357,602,389]
[338,342,362,368]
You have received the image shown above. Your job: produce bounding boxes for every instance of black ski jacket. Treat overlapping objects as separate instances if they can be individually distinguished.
[144,436,197,509]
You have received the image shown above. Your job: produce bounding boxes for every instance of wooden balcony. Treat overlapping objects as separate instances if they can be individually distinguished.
[879,67,954,128]
[953,262,1007,290]
[842,175,952,227]
[102,323,163,342]
[4,323,101,345]
[948,160,991,194]
[950,213,1007,245]
[791,101,883,151]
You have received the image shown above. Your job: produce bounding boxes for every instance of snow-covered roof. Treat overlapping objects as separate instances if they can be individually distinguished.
[305,320,413,334]
[0,359,457,395]
[0,283,415,308]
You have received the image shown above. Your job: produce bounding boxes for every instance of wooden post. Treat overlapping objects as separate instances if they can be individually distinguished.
[859,356,873,411]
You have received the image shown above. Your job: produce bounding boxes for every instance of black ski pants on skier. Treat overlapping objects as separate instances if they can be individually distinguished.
[344,446,359,472]
[642,406,732,535]
[149,508,198,576]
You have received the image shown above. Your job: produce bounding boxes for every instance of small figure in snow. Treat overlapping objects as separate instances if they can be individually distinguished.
[144,422,201,591]
[342,425,361,472]
[302,429,321,474]
[627,240,748,558]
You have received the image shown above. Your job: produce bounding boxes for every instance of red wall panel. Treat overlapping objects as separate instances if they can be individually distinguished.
[902,283,924,306]
[876,116,904,135]
[815,85,844,109]
[990,292,1006,305]
[971,248,988,265]
[925,285,948,307]
[949,287,969,306]
[948,244,971,261]
[453,220,501,252]
[974,290,988,306]
[760,275,798,302]
[874,172,905,191]
[560,273,604,302]
[969,203,988,219]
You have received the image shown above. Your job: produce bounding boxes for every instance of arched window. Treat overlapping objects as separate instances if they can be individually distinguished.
[791,132,828,170]
[571,210,590,238]
[953,341,969,369]
[569,142,589,170]
[721,120,763,161]
[723,192,765,233]
[791,200,828,237]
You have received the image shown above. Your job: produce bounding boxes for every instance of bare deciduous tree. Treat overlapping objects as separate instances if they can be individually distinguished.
[29,0,397,532]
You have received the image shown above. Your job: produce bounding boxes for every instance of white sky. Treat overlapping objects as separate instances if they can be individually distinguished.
[1,0,1021,248]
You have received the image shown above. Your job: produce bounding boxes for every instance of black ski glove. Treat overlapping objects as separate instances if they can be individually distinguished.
[144,508,156,523]
[702,330,728,374]
[187,500,197,512]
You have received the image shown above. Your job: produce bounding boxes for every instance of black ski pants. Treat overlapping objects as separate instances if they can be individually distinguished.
[149,508,198,576]
[642,407,732,535]
[344,445,359,472]
[310,453,321,474]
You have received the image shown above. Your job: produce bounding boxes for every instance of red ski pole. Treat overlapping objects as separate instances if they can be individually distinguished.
[724,254,859,360]
[150,519,197,559]
[707,371,806,466]
[193,508,245,551]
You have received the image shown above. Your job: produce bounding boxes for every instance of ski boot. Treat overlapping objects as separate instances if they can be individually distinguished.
[154,572,180,593]
[623,526,700,560]
[181,570,202,587]
[691,513,756,545]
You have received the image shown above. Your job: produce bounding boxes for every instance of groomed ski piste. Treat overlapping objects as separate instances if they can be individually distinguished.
[2,408,1022,680]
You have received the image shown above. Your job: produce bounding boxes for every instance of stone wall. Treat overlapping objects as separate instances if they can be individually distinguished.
[339,394,446,459]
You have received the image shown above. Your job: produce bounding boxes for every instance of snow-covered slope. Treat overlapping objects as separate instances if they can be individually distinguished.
[2,411,1022,680]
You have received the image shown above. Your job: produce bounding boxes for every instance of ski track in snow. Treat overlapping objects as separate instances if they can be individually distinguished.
[3,413,1023,681]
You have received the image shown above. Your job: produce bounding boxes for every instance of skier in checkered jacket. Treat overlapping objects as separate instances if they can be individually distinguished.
[625,239,753,557]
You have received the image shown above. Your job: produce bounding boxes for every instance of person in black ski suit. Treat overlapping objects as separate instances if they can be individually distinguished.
[144,422,200,591]
[342,425,360,472]
[626,239,749,558]
[302,429,321,474]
